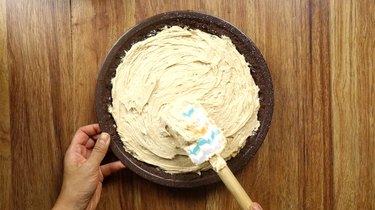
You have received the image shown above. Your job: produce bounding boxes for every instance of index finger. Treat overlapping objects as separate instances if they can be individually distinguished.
[72,124,101,145]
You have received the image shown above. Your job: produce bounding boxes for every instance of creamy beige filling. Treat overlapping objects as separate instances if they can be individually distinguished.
[109,26,260,174]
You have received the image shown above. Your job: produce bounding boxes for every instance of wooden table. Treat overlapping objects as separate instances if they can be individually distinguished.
[1,0,374,209]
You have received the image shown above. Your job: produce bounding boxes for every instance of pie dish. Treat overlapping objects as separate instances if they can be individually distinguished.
[95,11,273,188]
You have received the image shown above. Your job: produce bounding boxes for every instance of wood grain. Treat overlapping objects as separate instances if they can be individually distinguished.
[330,0,375,209]
[0,0,11,209]
[306,0,333,209]
[6,0,72,209]
[1,0,374,209]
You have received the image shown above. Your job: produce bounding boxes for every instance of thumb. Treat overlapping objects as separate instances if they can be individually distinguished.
[88,132,110,165]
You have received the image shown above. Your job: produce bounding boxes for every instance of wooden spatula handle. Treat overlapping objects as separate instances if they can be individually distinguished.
[217,165,253,210]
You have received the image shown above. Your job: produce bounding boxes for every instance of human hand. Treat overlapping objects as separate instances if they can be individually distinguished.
[251,202,263,210]
[53,124,125,210]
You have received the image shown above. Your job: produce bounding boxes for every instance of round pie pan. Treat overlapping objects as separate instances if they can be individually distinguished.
[95,11,273,188]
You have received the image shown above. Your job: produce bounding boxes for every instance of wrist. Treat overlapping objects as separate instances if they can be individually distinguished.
[53,184,84,210]
[53,195,79,210]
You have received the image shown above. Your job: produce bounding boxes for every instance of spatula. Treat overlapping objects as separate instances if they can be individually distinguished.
[162,101,254,210]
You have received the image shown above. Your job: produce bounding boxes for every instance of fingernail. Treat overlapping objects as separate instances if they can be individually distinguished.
[100,132,110,145]
[251,203,262,210]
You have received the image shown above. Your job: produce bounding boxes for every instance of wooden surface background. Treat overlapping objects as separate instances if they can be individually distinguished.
[1,0,374,209]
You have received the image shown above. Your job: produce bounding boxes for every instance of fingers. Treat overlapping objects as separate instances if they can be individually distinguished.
[72,124,101,145]
[100,161,126,177]
[250,202,263,210]
[91,134,101,140]
[85,138,96,149]
[88,132,110,165]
